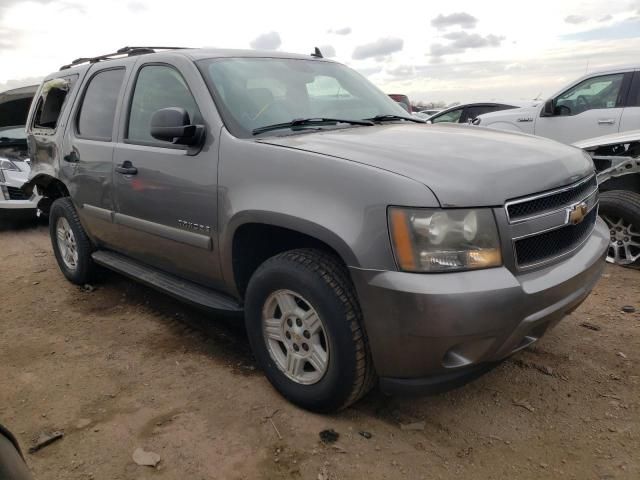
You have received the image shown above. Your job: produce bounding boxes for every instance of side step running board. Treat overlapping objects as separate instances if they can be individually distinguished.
[91,250,243,313]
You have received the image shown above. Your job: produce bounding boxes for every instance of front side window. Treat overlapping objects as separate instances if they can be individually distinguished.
[198,58,407,137]
[432,108,463,123]
[77,69,125,140]
[127,65,200,144]
[555,73,624,115]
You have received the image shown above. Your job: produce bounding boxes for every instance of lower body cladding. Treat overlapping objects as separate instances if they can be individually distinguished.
[350,218,609,395]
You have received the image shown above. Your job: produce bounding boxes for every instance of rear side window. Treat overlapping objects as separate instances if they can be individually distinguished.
[77,69,125,140]
[32,76,77,130]
[432,107,463,123]
[127,65,200,144]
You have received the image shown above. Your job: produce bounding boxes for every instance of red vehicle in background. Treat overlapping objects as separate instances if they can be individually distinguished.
[388,94,411,113]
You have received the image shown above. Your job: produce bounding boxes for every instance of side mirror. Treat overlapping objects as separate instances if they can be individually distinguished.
[150,107,204,145]
[541,98,555,117]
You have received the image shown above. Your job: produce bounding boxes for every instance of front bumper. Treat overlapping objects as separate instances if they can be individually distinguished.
[350,217,609,393]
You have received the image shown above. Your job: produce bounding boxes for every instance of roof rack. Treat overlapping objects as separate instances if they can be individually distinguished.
[59,46,188,70]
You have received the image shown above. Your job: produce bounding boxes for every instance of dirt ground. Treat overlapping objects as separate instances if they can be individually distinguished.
[0,220,638,480]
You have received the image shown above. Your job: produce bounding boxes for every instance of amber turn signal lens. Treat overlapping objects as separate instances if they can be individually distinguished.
[389,208,417,270]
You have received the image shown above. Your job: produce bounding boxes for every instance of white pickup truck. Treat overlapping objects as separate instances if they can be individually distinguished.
[474,66,640,144]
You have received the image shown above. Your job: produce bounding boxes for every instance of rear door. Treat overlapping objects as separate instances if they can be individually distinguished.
[619,70,640,133]
[62,61,130,246]
[534,72,629,144]
[112,57,222,288]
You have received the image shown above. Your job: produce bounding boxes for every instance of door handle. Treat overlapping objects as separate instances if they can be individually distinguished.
[115,161,138,175]
[597,119,615,125]
[63,151,79,163]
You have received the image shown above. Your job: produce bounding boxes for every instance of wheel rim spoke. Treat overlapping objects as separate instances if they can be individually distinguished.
[275,292,298,316]
[285,353,305,377]
[56,217,78,271]
[303,310,322,335]
[264,318,283,341]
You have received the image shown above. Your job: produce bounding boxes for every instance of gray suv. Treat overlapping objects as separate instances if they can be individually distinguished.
[25,47,609,412]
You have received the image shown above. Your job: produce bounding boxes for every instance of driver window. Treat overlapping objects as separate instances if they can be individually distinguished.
[432,108,462,123]
[555,73,624,116]
[128,65,200,144]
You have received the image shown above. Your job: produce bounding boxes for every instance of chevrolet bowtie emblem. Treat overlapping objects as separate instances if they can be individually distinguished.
[568,202,588,225]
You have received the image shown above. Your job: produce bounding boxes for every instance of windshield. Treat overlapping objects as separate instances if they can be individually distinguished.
[198,58,408,137]
[0,126,26,142]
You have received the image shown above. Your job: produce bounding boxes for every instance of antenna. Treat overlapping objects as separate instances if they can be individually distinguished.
[311,47,323,59]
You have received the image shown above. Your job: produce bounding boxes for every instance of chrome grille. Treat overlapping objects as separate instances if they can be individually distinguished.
[506,175,597,223]
[514,207,598,268]
[505,174,599,270]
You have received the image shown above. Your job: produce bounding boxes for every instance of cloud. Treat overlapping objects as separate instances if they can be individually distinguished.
[430,32,504,58]
[442,31,504,48]
[0,76,43,92]
[430,43,464,57]
[386,65,415,78]
[564,14,588,24]
[352,37,403,60]
[318,45,336,58]
[328,27,351,35]
[249,31,281,51]
[561,17,640,40]
[599,14,613,22]
[431,12,478,29]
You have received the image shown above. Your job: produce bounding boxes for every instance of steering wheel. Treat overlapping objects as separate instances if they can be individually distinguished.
[576,95,590,112]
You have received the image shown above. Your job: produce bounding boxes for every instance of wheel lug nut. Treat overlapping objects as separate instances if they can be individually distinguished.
[285,331,291,339]
[296,318,302,327]
[287,318,293,327]
[302,343,309,351]
[293,344,299,352]
[618,241,623,245]
[303,330,310,339]
[624,237,629,242]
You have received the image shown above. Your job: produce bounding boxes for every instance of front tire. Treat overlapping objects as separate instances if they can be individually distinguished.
[245,249,375,412]
[49,197,96,284]
[599,190,640,267]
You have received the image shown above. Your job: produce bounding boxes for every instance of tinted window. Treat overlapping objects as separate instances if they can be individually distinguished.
[432,107,463,123]
[127,65,200,144]
[77,69,125,140]
[555,73,624,115]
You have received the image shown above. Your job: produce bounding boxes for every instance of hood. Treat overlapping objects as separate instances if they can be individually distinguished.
[573,129,640,150]
[258,123,593,207]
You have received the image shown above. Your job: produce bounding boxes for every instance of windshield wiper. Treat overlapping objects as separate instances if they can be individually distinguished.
[366,114,425,124]
[252,117,374,136]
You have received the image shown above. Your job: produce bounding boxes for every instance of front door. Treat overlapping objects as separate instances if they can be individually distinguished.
[535,72,628,144]
[112,61,221,288]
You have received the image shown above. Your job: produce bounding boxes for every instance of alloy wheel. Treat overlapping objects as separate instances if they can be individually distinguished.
[262,289,330,385]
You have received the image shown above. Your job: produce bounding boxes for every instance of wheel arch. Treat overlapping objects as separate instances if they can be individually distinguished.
[22,174,70,215]
[223,211,359,298]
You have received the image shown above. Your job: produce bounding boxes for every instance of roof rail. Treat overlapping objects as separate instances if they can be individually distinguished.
[59,46,188,71]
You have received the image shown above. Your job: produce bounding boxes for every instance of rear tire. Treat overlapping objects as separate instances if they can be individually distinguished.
[599,190,640,268]
[49,197,97,284]
[245,249,375,412]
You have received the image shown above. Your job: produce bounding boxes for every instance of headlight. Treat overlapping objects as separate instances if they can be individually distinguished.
[388,207,502,272]
[0,158,19,171]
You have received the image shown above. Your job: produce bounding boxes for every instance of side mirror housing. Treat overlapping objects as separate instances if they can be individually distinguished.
[540,98,555,117]
[150,107,204,145]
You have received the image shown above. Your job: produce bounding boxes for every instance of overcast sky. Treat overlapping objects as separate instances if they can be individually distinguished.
[1,0,639,104]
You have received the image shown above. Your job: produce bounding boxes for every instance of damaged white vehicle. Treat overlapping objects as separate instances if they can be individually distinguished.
[575,131,640,267]
[0,85,40,220]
